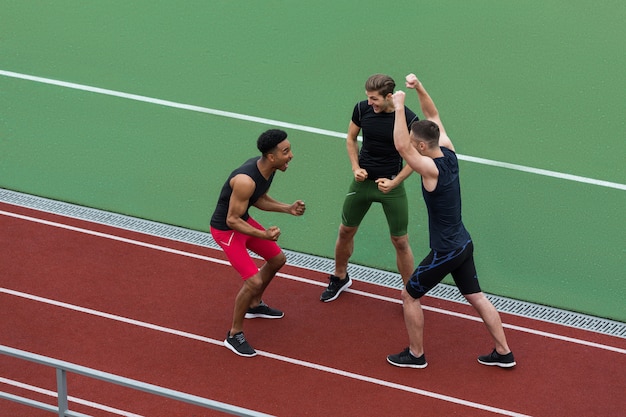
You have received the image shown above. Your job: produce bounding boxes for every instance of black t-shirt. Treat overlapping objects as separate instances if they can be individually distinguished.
[210,156,274,230]
[352,100,419,179]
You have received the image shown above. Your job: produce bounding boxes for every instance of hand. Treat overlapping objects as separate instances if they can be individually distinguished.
[405,73,419,89]
[290,200,306,216]
[353,168,368,182]
[265,226,281,241]
[392,91,406,108]
[375,178,395,194]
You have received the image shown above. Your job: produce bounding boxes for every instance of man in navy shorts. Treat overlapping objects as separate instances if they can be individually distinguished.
[386,73,516,369]
[210,129,306,357]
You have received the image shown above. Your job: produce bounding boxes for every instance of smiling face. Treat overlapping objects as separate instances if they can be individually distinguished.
[366,90,394,113]
[269,139,293,171]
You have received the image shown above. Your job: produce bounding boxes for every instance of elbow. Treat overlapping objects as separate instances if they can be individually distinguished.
[226,216,238,229]
[394,141,411,157]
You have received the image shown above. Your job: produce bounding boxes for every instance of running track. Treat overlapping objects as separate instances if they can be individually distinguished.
[1,202,624,416]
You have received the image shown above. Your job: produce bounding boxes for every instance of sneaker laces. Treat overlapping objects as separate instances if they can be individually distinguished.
[328,276,344,290]
[233,332,247,345]
[400,348,413,360]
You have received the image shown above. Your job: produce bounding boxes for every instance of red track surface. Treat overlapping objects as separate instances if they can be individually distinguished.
[1,201,625,416]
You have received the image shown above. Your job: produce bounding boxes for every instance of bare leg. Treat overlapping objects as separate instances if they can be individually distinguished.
[249,252,286,308]
[464,292,511,354]
[401,288,425,357]
[333,224,357,279]
[231,252,286,334]
[230,275,263,336]
[390,234,414,286]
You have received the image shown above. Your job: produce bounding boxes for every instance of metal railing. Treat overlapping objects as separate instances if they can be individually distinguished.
[0,345,274,417]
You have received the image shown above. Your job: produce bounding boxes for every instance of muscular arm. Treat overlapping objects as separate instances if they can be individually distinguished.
[254,193,290,213]
[225,174,275,239]
[406,74,454,152]
[392,92,439,180]
[347,121,368,181]
[375,163,413,193]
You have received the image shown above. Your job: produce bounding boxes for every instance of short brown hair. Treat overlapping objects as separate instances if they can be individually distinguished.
[410,120,440,148]
[365,74,395,97]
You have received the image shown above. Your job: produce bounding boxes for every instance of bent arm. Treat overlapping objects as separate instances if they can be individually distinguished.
[347,121,368,181]
[406,74,454,152]
[392,92,439,178]
[253,193,291,213]
[394,162,414,183]
[225,175,271,239]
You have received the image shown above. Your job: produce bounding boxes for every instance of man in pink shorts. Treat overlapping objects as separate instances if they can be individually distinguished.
[210,129,306,357]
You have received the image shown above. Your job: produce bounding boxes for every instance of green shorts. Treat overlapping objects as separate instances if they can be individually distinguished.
[341,179,409,236]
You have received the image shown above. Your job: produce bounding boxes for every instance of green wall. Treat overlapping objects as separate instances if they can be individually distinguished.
[1,1,624,321]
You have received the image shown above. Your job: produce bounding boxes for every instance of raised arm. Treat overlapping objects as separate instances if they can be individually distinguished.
[405,74,454,152]
[392,91,439,179]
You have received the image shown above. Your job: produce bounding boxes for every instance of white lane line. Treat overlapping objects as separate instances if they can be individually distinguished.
[0,69,344,139]
[1,69,624,191]
[0,288,531,417]
[458,155,626,190]
[1,208,624,354]
[0,377,145,417]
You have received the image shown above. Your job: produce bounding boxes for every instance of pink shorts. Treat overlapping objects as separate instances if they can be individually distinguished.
[210,217,282,280]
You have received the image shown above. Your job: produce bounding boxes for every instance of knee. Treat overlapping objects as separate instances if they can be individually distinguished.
[269,251,287,269]
[338,225,357,241]
[464,292,492,310]
[401,287,419,305]
[390,234,411,251]
[245,275,264,293]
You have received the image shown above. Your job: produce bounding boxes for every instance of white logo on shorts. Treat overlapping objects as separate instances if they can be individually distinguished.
[219,232,235,247]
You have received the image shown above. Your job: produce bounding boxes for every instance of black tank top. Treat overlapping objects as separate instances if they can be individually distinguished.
[210,156,274,230]
[422,147,471,251]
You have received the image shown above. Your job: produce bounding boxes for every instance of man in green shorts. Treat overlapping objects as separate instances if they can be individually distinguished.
[321,74,419,302]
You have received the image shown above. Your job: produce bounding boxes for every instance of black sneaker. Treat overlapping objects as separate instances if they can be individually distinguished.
[387,347,427,368]
[478,349,516,368]
[320,274,352,302]
[224,331,257,357]
[244,301,284,319]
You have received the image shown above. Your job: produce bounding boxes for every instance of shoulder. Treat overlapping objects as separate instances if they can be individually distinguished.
[352,100,371,119]
[440,146,458,161]
[404,106,419,122]
[229,173,256,199]
[438,147,459,171]
[441,146,455,156]
[230,172,255,187]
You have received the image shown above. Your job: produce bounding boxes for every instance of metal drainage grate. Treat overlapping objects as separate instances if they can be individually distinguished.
[1,187,624,339]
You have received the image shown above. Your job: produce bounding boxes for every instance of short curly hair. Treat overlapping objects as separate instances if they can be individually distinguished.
[257,129,288,155]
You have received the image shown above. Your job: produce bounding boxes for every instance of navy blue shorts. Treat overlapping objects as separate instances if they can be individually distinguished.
[406,240,482,299]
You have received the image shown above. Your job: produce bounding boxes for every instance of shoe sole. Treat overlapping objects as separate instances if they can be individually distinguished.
[386,357,428,369]
[244,313,284,319]
[321,278,352,302]
[477,359,516,368]
[224,339,257,357]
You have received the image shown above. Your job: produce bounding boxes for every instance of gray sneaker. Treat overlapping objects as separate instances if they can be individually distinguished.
[224,331,257,357]
[245,301,284,319]
[478,349,516,368]
[320,274,352,302]
[387,347,427,369]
